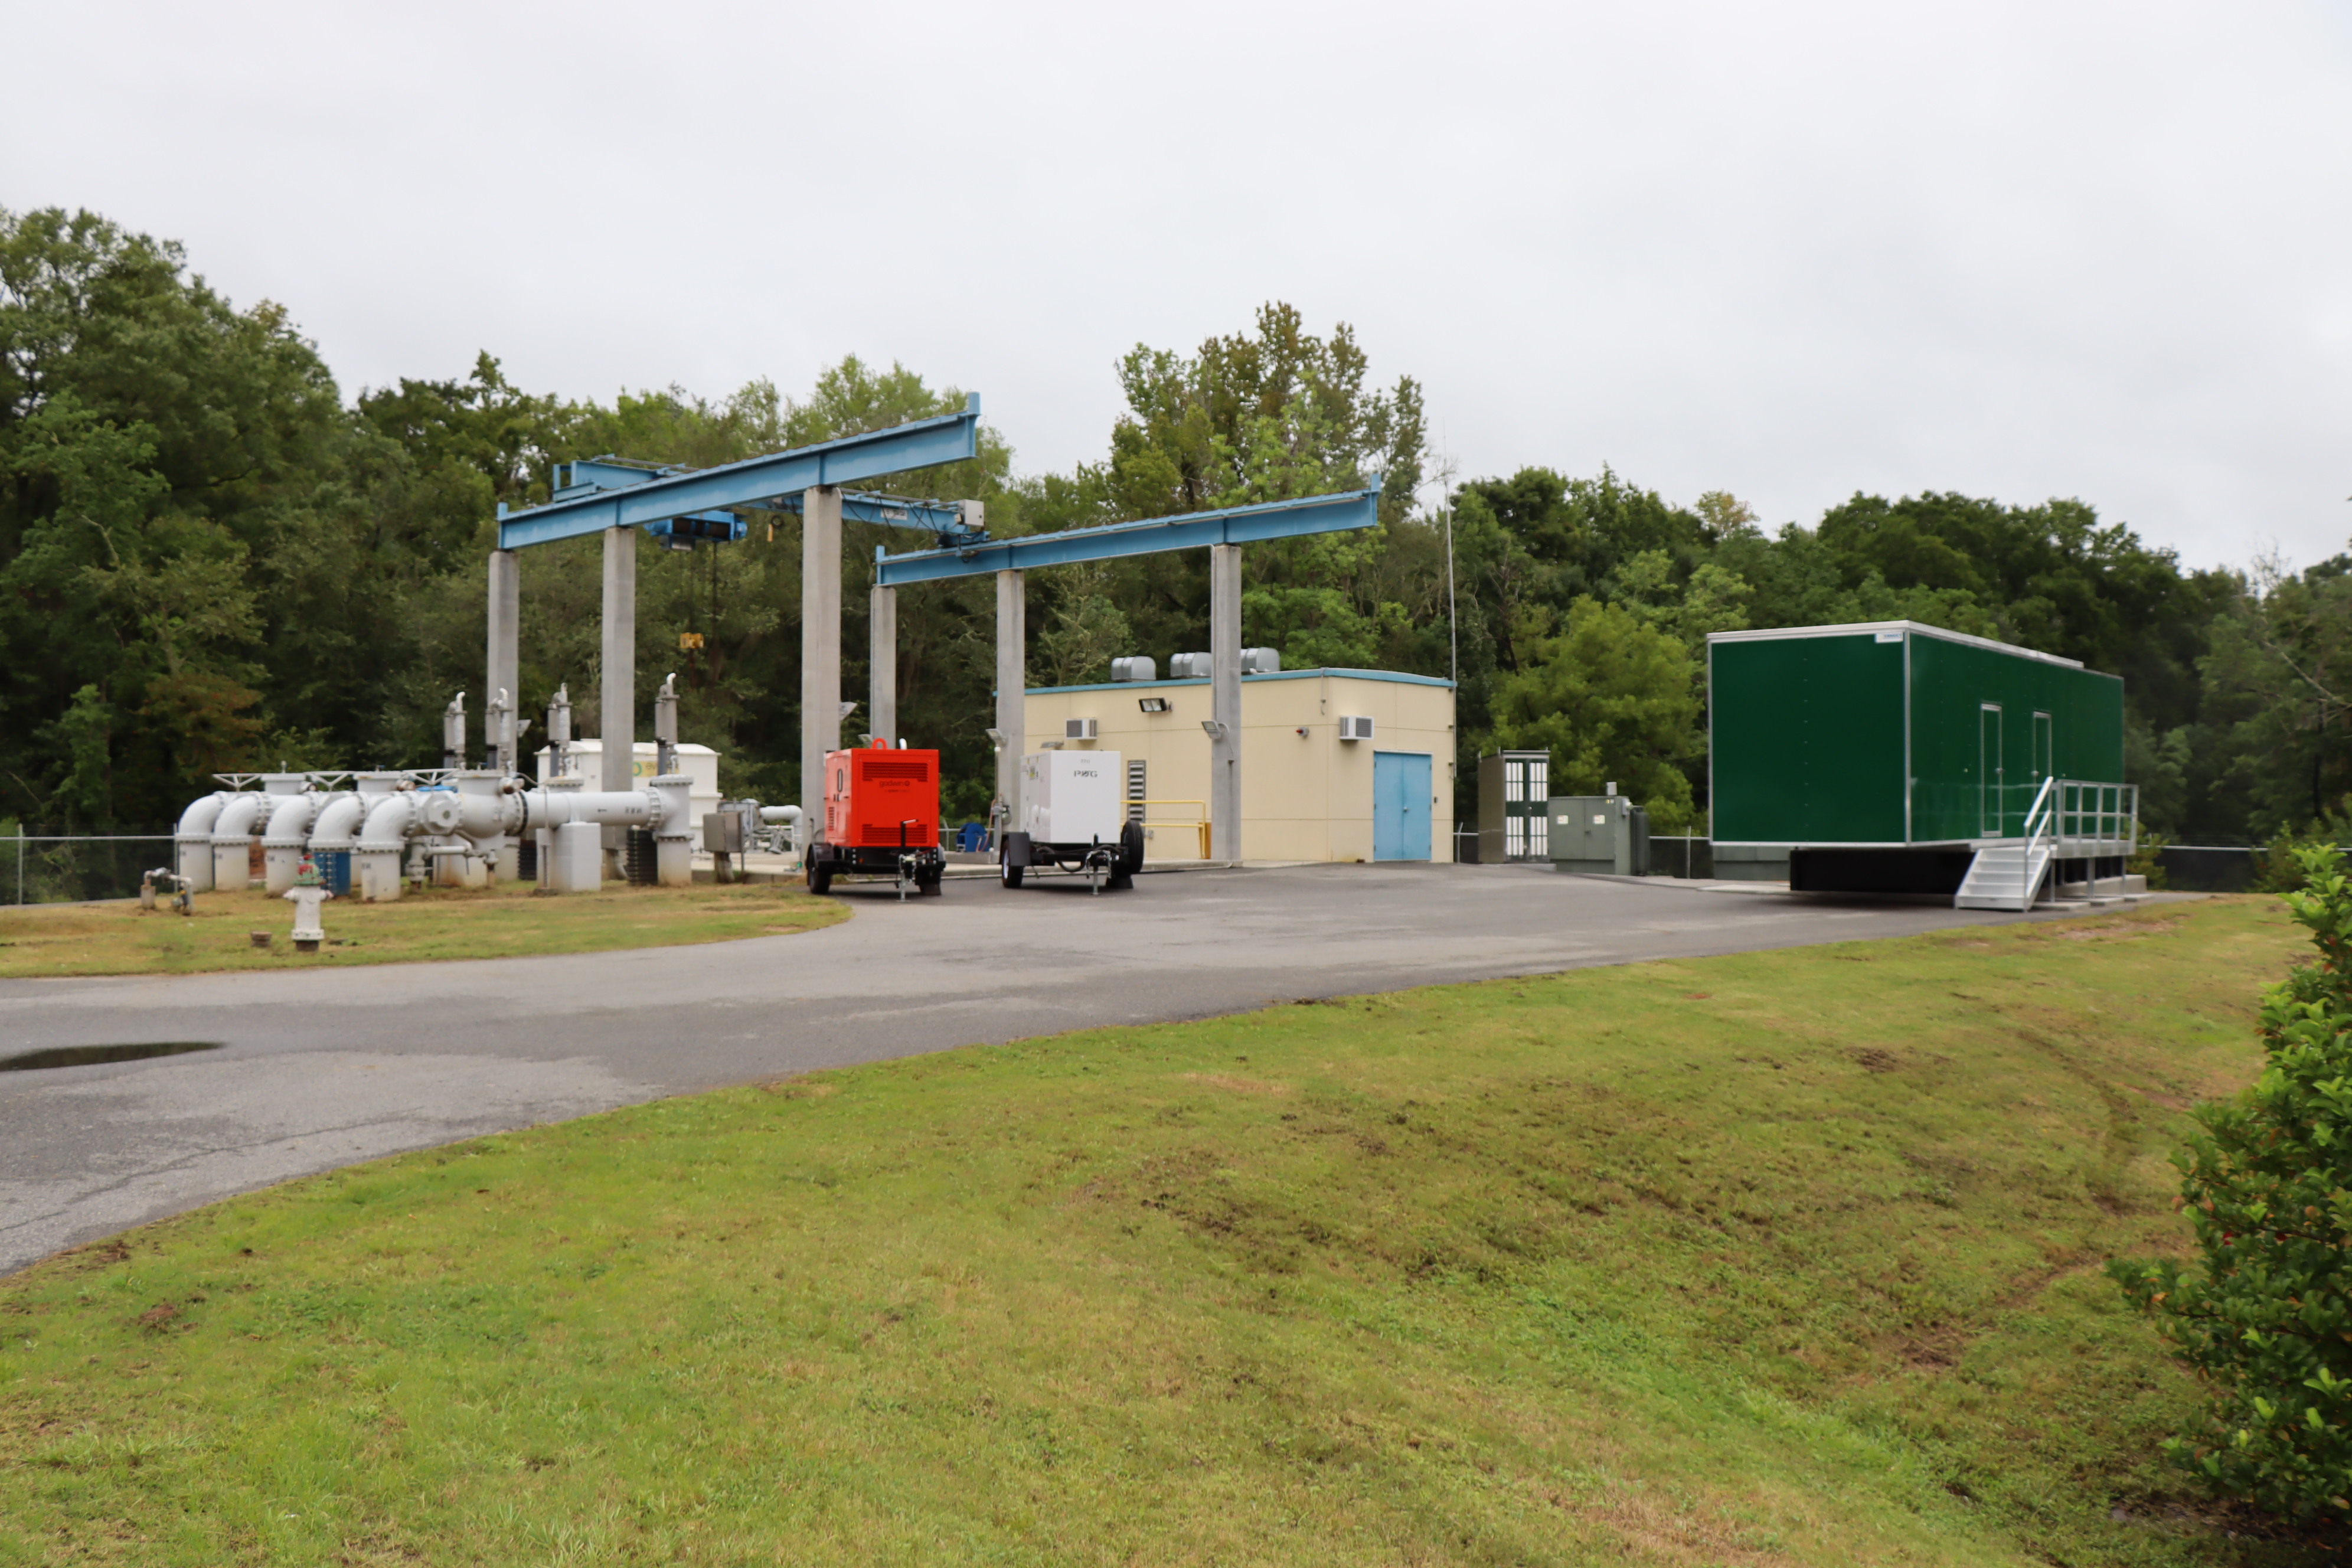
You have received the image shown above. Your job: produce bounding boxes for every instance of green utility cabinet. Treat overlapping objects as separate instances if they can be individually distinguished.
[1709,622,2124,850]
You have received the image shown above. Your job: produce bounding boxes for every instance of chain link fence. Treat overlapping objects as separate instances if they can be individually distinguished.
[5,831,179,906]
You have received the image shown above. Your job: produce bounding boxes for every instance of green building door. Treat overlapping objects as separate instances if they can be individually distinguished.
[2032,711,2053,800]
[1979,704,2004,837]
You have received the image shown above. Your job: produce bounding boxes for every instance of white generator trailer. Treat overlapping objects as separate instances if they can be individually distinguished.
[1001,750,1144,893]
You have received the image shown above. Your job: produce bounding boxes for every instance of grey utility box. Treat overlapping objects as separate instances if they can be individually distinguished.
[703,811,746,854]
[1478,751,1552,862]
[1547,795,1651,876]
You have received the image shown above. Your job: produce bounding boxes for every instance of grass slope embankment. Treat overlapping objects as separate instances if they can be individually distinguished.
[0,899,2315,1565]
[0,881,845,979]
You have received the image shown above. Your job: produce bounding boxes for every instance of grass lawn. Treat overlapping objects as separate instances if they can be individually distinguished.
[0,897,2321,1564]
[0,881,846,979]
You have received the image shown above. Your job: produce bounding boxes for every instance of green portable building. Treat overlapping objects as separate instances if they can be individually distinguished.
[1707,622,2134,901]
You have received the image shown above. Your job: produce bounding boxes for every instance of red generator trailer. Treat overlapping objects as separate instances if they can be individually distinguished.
[805,740,945,897]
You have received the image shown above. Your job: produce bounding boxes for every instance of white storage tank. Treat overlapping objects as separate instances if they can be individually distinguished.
[1022,750,1125,845]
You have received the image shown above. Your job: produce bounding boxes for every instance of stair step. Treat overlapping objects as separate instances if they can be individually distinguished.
[1954,842,2058,912]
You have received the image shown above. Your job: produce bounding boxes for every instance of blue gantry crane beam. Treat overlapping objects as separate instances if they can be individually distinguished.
[493,398,984,548]
[870,485,1378,584]
[869,482,1386,864]
[532,458,984,552]
[480,397,985,867]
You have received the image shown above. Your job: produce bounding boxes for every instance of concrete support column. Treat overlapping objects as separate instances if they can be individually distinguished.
[870,583,897,746]
[1209,543,1242,864]
[600,524,636,876]
[485,549,519,772]
[799,485,843,844]
[995,569,1025,831]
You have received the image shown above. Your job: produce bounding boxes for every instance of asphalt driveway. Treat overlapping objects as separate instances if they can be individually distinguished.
[0,863,2151,1275]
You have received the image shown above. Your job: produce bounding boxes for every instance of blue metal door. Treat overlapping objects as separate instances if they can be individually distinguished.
[1374,751,1433,861]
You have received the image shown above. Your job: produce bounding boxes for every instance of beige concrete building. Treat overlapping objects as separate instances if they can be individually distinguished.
[1023,668,1456,863]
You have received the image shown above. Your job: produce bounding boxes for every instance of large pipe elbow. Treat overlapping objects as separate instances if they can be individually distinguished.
[308,793,368,852]
[178,792,228,838]
[262,793,325,894]
[357,793,420,852]
[176,792,228,891]
[354,793,426,903]
[212,793,265,841]
[760,803,806,852]
[263,793,321,848]
[210,793,266,891]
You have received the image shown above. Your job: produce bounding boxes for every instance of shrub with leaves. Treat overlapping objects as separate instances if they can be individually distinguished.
[2112,847,2352,1520]
[2256,829,2351,894]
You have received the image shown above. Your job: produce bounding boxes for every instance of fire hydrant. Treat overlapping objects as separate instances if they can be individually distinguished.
[283,855,332,953]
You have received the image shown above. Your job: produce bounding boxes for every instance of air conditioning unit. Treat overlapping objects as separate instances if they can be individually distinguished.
[1065,717,1098,741]
[1338,716,1374,741]
[1109,656,1156,682]
[1168,652,1211,680]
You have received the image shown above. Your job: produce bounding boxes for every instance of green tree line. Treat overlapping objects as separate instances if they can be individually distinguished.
[4,207,2344,841]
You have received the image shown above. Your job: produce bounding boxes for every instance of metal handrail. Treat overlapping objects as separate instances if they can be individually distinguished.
[2050,779,2139,854]
[1132,799,1211,860]
[1987,776,2141,911]
[2007,774,2059,912]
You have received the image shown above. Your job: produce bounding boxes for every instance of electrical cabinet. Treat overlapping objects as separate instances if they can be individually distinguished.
[1547,795,1650,876]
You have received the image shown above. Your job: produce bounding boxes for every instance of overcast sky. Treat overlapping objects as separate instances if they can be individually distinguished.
[4,1,2347,571]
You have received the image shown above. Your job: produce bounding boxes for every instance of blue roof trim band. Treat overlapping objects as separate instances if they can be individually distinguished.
[1028,667,1456,697]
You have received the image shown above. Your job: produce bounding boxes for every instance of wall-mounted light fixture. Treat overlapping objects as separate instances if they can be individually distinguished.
[1138,697,1171,714]
[1200,720,1228,740]
[985,727,1006,752]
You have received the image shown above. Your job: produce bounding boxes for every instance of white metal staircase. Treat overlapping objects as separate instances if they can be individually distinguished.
[1953,777,2138,912]
[1954,776,2059,912]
